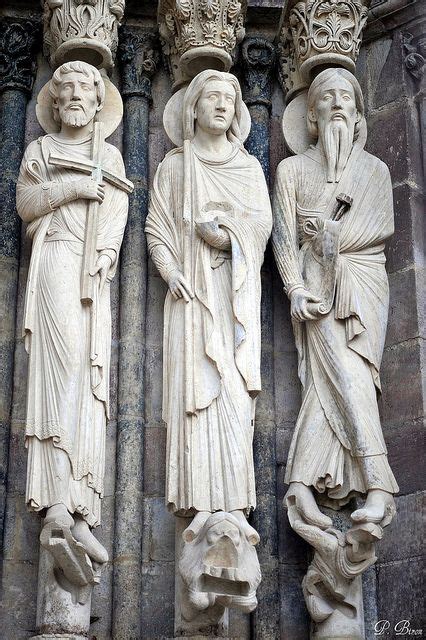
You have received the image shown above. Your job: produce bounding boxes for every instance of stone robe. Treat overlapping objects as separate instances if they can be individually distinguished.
[17,134,128,526]
[146,143,272,515]
[272,141,399,506]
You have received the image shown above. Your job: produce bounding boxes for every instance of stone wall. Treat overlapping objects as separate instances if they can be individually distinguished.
[0,1,424,638]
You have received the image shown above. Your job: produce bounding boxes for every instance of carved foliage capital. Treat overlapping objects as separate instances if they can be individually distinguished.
[118,28,160,99]
[43,0,125,70]
[241,36,276,108]
[0,18,40,94]
[278,0,370,97]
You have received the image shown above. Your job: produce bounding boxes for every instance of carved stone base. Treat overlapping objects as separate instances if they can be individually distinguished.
[175,517,228,637]
[311,575,364,640]
[34,521,106,638]
[175,511,261,636]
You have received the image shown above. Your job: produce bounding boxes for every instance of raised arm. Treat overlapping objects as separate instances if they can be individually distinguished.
[16,140,104,223]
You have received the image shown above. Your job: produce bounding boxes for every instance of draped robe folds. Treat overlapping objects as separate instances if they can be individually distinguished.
[272,143,399,507]
[16,134,128,526]
[146,144,272,515]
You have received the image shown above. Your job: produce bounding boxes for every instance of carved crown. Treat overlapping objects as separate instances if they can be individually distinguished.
[278,0,369,99]
[43,0,125,70]
[158,0,247,88]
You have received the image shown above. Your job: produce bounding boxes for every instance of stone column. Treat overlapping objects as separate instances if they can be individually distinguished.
[0,17,39,547]
[113,27,159,640]
[241,35,280,640]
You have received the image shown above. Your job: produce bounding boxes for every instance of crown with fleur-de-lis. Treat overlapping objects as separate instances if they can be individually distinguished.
[278,0,369,99]
[158,0,247,89]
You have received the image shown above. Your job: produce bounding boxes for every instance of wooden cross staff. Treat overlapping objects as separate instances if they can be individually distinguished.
[49,122,134,305]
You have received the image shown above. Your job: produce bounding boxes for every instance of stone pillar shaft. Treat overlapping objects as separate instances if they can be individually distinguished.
[241,35,280,640]
[113,27,159,640]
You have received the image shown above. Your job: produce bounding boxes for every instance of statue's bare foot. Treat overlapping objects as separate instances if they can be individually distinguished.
[45,503,74,528]
[285,482,332,529]
[351,489,396,527]
[72,518,108,564]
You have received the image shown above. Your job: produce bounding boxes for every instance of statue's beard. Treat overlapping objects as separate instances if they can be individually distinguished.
[60,107,93,128]
[319,118,355,182]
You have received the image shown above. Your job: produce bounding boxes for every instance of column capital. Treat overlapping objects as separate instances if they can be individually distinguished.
[118,27,160,100]
[0,18,40,94]
[241,36,276,110]
[402,32,425,82]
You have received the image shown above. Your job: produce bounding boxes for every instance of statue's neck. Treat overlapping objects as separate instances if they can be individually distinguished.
[192,128,233,161]
[55,121,93,142]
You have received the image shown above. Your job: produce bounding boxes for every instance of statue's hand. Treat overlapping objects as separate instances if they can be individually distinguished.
[91,254,112,294]
[76,177,105,203]
[195,220,229,248]
[290,287,321,322]
[168,270,194,303]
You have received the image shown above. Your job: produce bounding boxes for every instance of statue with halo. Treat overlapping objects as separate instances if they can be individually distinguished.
[273,67,398,639]
[146,69,272,627]
[16,60,133,635]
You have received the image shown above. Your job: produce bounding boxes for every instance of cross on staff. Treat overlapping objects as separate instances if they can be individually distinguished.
[48,122,134,305]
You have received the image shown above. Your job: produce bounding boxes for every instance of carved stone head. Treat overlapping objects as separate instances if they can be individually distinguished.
[183,69,245,144]
[307,68,364,181]
[179,511,261,618]
[49,60,105,126]
[307,68,364,141]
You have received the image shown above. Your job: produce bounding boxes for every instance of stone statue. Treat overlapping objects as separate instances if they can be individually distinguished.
[17,61,131,571]
[146,69,272,621]
[272,68,398,637]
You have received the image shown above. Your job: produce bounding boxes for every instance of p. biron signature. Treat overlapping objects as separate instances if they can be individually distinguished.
[375,620,423,636]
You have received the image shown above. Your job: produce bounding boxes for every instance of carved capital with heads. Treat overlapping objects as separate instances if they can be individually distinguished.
[118,27,160,100]
[158,0,247,89]
[0,18,40,94]
[403,32,425,82]
[241,36,276,109]
[278,0,370,100]
[42,0,125,70]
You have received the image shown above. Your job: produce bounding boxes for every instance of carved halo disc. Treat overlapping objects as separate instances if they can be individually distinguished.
[163,86,251,147]
[36,72,123,138]
[281,91,313,155]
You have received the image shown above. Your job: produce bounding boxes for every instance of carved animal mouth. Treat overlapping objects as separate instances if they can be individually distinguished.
[200,571,250,597]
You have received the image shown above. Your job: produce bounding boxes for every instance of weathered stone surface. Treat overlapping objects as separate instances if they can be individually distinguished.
[379,339,424,427]
[141,561,175,639]
[384,420,425,496]
[1,558,39,637]
[366,101,423,186]
[279,563,310,640]
[376,492,425,564]
[143,426,166,496]
[376,559,424,634]
[386,183,425,274]
[362,566,378,640]
[386,267,422,347]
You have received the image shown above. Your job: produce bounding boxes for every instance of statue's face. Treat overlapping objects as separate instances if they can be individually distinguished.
[311,76,358,131]
[56,71,99,128]
[195,80,236,136]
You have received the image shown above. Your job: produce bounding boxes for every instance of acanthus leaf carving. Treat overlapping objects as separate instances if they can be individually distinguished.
[158,0,247,88]
[42,0,125,70]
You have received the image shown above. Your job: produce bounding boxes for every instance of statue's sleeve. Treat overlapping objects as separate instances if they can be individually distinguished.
[16,140,81,223]
[145,154,182,283]
[272,160,305,296]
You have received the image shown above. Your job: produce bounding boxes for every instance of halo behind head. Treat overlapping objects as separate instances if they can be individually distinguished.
[163,70,251,147]
[36,66,123,138]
